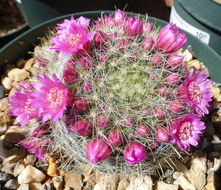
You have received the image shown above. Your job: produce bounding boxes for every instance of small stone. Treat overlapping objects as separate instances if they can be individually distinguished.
[182,49,193,62]
[8,68,29,82]
[40,181,55,190]
[64,171,82,190]
[4,179,20,189]
[156,181,178,190]
[24,155,35,166]
[0,85,5,98]
[94,175,118,190]
[187,59,201,70]
[187,151,207,190]
[24,58,34,71]
[74,164,93,176]
[0,97,9,112]
[2,77,12,90]
[30,182,43,190]
[52,176,63,190]
[83,173,96,187]
[117,177,130,190]
[0,171,12,182]
[1,162,16,175]
[18,184,29,190]
[173,172,196,190]
[4,125,24,143]
[13,159,25,177]
[205,170,220,190]
[0,122,7,135]
[126,176,152,190]
[47,158,58,177]
[16,58,26,68]
[18,165,46,184]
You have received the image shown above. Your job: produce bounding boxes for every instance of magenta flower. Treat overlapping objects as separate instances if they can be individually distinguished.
[124,142,147,165]
[51,16,93,57]
[143,21,152,33]
[94,14,114,29]
[74,120,92,136]
[32,125,49,138]
[136,125,150,137]
[114,9,126,25]
[79,55,93,69]
[75,98,89,112]
[63,61,79,84]
[167,54,183,69]
[97,114,109,128]
[178,69,213,115]
[123,17,143,36]
[32,74,73,123]
[155,127,169,142]
[169,100,183,113]
[20,137,47,161]
[167,73,179,86]
[9,90,38,128]
[93,30,107,46]
[142,37,154,51]
[86,138,112,163]
[170,113,206,151]
[156,23,187,53]
[108,130,123,146]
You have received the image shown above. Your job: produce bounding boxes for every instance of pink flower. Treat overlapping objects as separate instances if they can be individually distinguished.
[169,100,183,113]
[178,69,213,115]
[18,81,33,92]
[94,14,113,29]
[124,117,133,127]
[124,142,147,165]
[79,55,93,69]
[32,74,73,123]
[155,127,169,142]
[136,125,150,137]
[154,108,165,118]
[74,120,92,136]
[114,9,126,25]
[167,54,183,69]
[9,90,38,128]
[51,16,93,57]
[170,113,206,151]
[156,23,187,53]
[158,87,168,96]
[75,98,89,112]
[83,83,93,93]
[143,21,152,33]
[97,114,109,128]
[123,17,143,36]
[63,61,79,84]
[108,130,123,146]
[93,30,107,46]
[167,73,179,86]
[142,37,154,51]
[86,138,112,163]
[32,125,49,138]
[20,137,47,161]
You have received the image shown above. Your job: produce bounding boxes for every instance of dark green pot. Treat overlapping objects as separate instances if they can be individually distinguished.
[0,11,221,83]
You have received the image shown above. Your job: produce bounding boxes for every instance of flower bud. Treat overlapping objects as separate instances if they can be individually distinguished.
[93,30,107,46]
[158,87,168,96]
[75,99,89,112]
[143,21,152,33]
[154,108,165,118]
[169,100,183,113]
[97,114,109,128]
[83,83,93,93]
[124,142,147,165]
[108,130,123,146]
[74,120,92,136]
[167,73,179,86]
[136,125,150,137]
[151,55,161,66]
[99,53,107,62]
[86,138,112,163]
[114,9,126,25]
[79,56,93,69]
[63,62,79,84]
[124,117,133,127]
[155,127,169,142]
[149,141,158,149]
[167,54,183,69]
[142,37,154,51]
[99,102,106,109]
[156,23,187,53]
[123,17,143,36]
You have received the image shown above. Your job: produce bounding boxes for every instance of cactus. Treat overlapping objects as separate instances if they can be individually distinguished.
[9,10,213,175]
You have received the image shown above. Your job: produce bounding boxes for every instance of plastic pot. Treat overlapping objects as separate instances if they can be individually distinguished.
[17,0,125,27]
[0,11,221,83]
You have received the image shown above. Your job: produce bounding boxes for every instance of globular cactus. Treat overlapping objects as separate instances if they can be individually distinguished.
[9,10,213,174]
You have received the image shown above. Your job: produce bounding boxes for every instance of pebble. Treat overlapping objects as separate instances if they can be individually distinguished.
[1,162,16,175]
[205,170,220,190]
[156,181,178,190]
[173,172,196,190]
[2,77,12,90]
[18,165,46,184]
[64,171,82,190]
[0,171,12,182]
[52,176,63,190]
[24,58,34,71]
[13,159,25,177]
[17,184,29,190]
[0,123,7,135]
[0,97,9,112]
[40,181,55,190]
[16,58,26,68]
[117,177,130,190]
[0,85,5,98]
[94,175,118,190]
[47,158,58,177]
[4,125,24,143]
[126,176,153,190]
[8,68,29,82]
[24,155,35,166]
[4,178,20,189]
[29,182,43,190]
